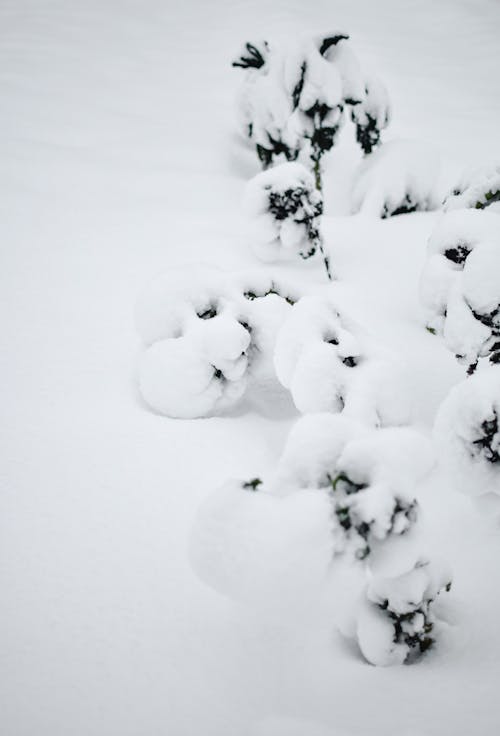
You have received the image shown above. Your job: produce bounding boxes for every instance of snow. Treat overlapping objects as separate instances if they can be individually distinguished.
[420,208,500,369]
[274,294,413,425]
[2,0,500,734]
[244,162,323,264]
[435,366,500,499]
[351,139,448,218]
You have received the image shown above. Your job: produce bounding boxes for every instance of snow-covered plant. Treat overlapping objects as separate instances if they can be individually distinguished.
[351,140,444,218]
[135,266,304,418]
[420,209,500,372]
[435,366,500,498]
[351,73,390,155]
[444,164,500,213]
[356,560,452,666]
[274,415,432,560]
[274,295,412,426]
[244,162,331,280]
[233,33,390,189]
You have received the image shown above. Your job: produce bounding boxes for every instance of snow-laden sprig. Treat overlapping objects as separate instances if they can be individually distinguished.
[274,295,412,426]
[444,164,500,213]
[435,366,500,499]
[420,209,500,372]
[356,560,452,666]
[233,33,390,189]
[244,162,331,280]
[136,266,304,418]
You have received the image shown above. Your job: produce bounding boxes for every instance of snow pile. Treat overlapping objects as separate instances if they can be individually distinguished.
[351,140,443,218]
[435,366,500,498]
[136,266,304,418]
[444,163,500,213]
[420,208,500,371]
[356,560,452,666]
[244,162,330,277]
[233,33,389,178]
[274,295,412,425]
[189,477,333,616]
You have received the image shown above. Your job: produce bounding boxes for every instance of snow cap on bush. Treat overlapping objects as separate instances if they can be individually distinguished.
[420,209,500,371]
[435,366,500,498]
[356,559,451,666]
[136,266,304,418]
[244,162,331,278]
[274,414,434,560]
[351,140,443,219]
[274,294,412,426]
[444,164,500,213]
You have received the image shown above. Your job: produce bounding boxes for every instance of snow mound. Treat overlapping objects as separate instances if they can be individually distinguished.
[136,266,305,418]
[435,366,500,498]
[274,294,412,425]
[420,209,500,370]
[444,163,500,213]
[351,140,444,218]
[189,478,333,616]
[356,560,452,666]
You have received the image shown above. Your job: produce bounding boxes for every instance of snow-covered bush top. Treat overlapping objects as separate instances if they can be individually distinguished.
[274,295,412,426]
[420,209,500,371]
[351,140,443,219]
[356,560,451,666]
[351,73,391,155]
[435,366,500,498]
[273,414,433,559]
[244,162,331,279]
[444,164,500,213]
[233,33,390,186]
[135,266,305,418]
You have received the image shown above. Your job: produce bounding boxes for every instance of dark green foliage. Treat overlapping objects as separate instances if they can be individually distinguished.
[475,189,500,209]
[232,42,268,69]
[329,472,417,560]
[472,413,500,463]
[242,478,262,491]
[353,112,381,155]
[243,284,296,305]
[444,244,471,265]
[382,194,420,219]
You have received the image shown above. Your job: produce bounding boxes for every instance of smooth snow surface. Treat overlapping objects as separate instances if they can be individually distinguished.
[2,1,500,735]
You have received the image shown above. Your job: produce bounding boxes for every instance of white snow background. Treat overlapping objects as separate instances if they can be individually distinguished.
[1,0,500,734]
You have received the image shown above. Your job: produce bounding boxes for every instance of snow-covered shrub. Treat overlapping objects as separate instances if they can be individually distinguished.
[356,560,451,666]
[274,414,433,560]
[274,295,412,426]
[136,266,303,418]
[420,209,500,372]
[444,163,500,213]
[233,33,389,189]
[244,162,331,279]
[351,73,390,155]
[351,140,443,218]
[435,366,500,498]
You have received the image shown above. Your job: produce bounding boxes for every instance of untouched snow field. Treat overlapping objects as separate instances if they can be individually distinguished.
[1,1,500,734]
